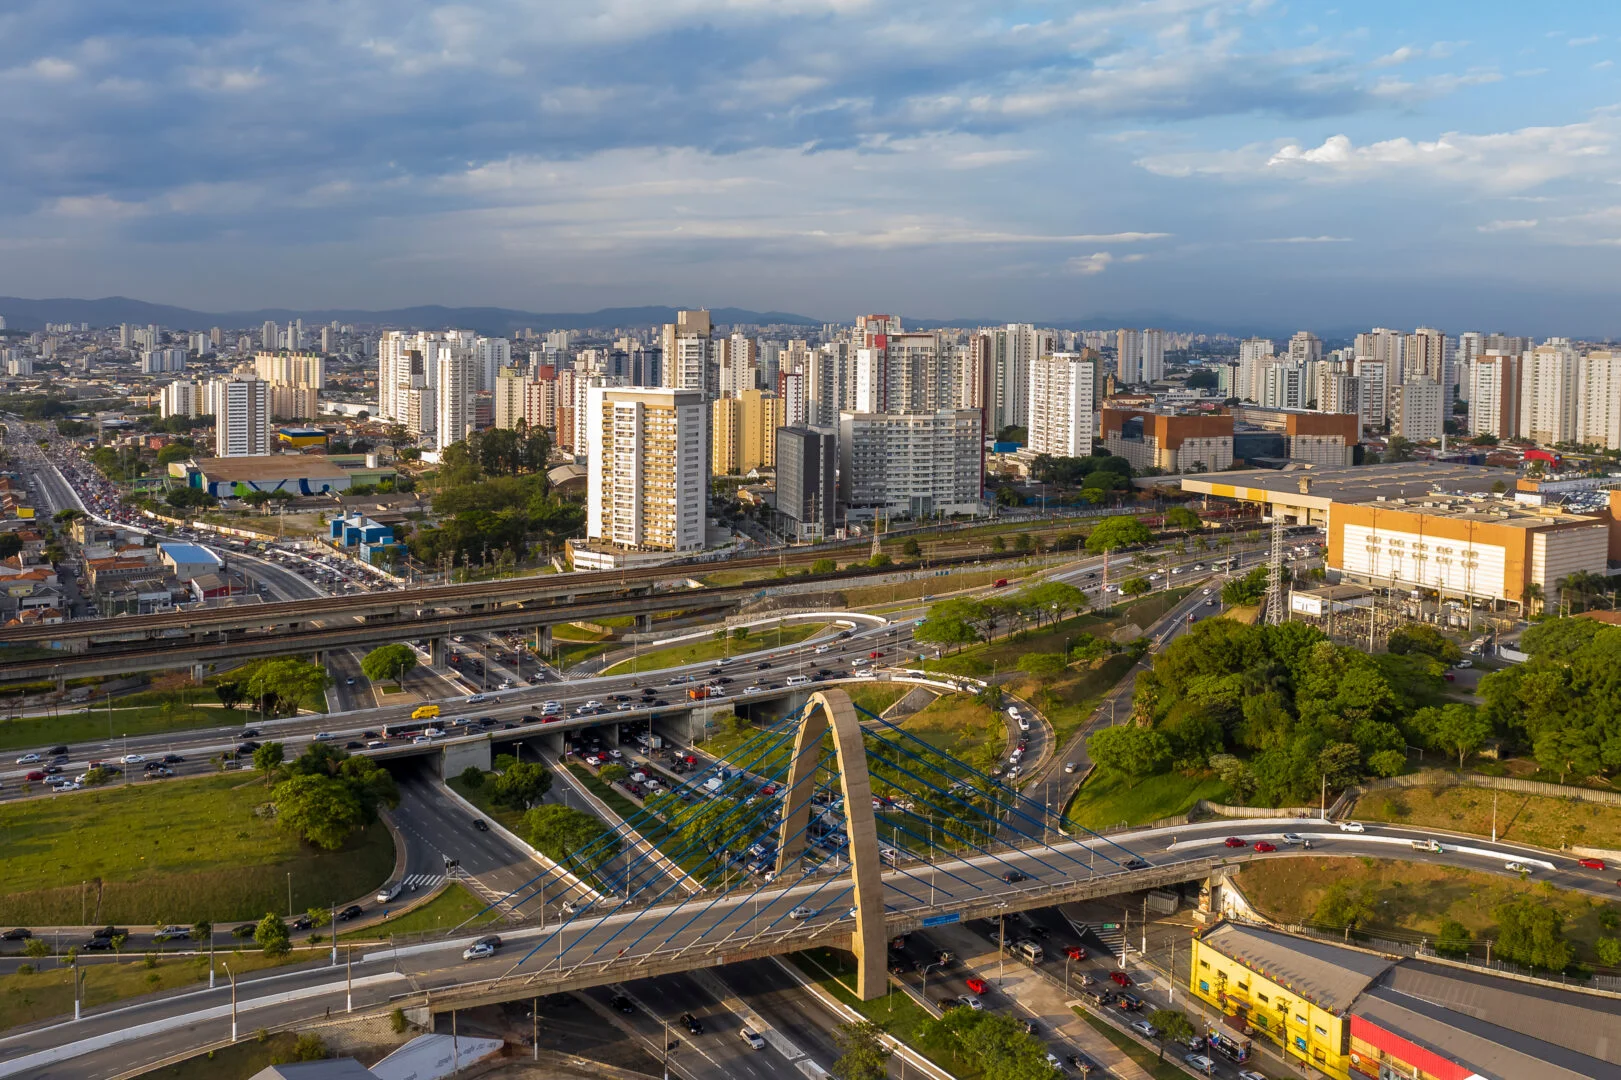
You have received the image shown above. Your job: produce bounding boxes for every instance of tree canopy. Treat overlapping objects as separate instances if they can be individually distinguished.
[271,744,400,849]
[1085,515,1152,554]
[361,643,418,688]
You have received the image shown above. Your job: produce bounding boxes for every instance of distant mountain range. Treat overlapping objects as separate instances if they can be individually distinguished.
[0,294,1316,339]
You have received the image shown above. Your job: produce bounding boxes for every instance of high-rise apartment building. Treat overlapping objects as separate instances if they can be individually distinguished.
[215,377,271,457]
[141,348,187,374]
[716,333,758,398]
[493,366,528,431]
[253,351,325,389]
[778,370,807,428]
[853,331,954,414]
[1259,361,1308,410]
[838,409,983,519]
[660,310,714,397]
[1578,351,1621,451]
[1115,329,1142,384]
[1519,340,1580,446]
[1394,378,1444,442]
[1469,351,1521,440]
[1287,331,1322,365]
[160,380,200,419]
[585,387,707,553]
[711,389,784,476]
[261,321,277,350]
[1354,358,1389,429]
[475,337,511,392]
[982,324,1048,432]
[1236,337,1275,402]
[1026,352,1096,458]
[435,346,477,451]
[775,426,837,541]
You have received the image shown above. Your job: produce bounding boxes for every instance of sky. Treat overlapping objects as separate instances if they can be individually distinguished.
[6,1,1621,332]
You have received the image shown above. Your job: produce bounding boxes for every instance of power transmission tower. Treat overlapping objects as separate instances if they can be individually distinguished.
[1265,513,1286,626]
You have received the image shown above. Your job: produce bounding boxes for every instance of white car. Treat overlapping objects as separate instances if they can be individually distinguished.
[815,644,831,653]
[1185,1054,1216,1072]
[1130,1019,1159,1039]
[1063,762,1077,774]
[312,733,334,742]
[422,727,444,737]
[1505,861,1533,874]
[120,753,145,764]
[465,693,486,703]
[788,906,816,920]
[1337,821,1366,833]
[743,685,763,695]
[739,1028,765,1050]
[583,700,603,709]
[15,753,40,764]
[1281,833,1305,845]
[462,942,496,960]
[960,995,983,1011]
[1455,659,1473,669]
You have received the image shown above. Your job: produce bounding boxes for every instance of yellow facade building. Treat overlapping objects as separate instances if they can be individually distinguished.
[1189,922,1395,1080]
[711,389,784,476]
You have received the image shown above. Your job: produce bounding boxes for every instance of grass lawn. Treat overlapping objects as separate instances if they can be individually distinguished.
[1235,856,1621,964]
[445,773,527,835]
[1013,652,1138,750]
[554,640,612,670]
[0,773,395,925]
[846,684,913,717]
[1073,1008,1187,1080]
[551,623,610,642]
[365,883,501,938]
[1353,784,1621,851]
[602,622,826,675]
[844,568,1041,610]
[1064,769,1230,832]
[0,947,307,1032]
[0,695,242,753]
[790,949,984,1080]
[143,1032,309,1080]
[894,693,1004,773]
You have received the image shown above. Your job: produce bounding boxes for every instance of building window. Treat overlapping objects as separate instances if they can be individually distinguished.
[1256,993,1269,1003]
[1199,980,1209,993]
[1314,1026,1327,1037]
[1199,960,1209,970]
[1294,1036,1307,1052]
[1313,1049,1325,1063]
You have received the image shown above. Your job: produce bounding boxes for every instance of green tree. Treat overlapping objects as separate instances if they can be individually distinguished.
[526,804,619,873]
[360,643,418,689]
[868,552,893,568]
[1221,566,1269,605]
[458,765,485,789]
[254,913,291,958]
[811,558,836,574]
[192,919,213,944]
[1495,897,1573,970]
[1385,435,1416,461]
[991,535,1006,553]
[244,658,332,717]
[1414,703,1493,769]
[1163,507,1202,532]
[252,741,286,786]
[24,937,49,962]
[830,1020,891,1080]
[1596,937,1621,967]
[214,680,244,710]
[1147,1009,1194,1061]
[1366,749,1406,778]
[1119,576,1150,598]
[1314,882,1375,935]
[901,538,922,558]
[490,761,552,809]
[1387,624,1462,664]
[1318,741,1363,787]
[1085,515,1152,556]
[1086,726,1172,786]
[273,774,366,850]
[1436,919,1472,957]
[598,763,630,784]
[916,598,983,653]
[165,487,218,510]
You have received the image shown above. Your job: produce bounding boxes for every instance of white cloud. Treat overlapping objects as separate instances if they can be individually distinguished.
[48,195,146,219]
[1568,35,1603,47]
[1254,235,1353,243]
[1067,252,1114,275]
[29,57,77,80]
[1477,219,1538,232]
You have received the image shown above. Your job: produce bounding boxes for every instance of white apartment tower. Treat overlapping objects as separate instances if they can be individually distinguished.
[586,386,707,552]
[984,324,1048,432]
[1026,352,1096,458]
[1469,351,1521,440]
[160,380,200,419]
[475,337,512,393]
[436,346,477,451]
[660,310,714,397]
[1519,341,1580,446]
[1578,351,1621,451]
[215,377,271,457]
[1394,378,1444,442]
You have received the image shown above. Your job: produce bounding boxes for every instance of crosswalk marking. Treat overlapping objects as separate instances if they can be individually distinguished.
[401,873,444,890]
[453,870,527,921]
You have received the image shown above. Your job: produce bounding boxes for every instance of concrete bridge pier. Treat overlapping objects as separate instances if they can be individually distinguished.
[441,735,492,778]
[191,662,206,684]
[534,730,566,758]
[429,636,448,668]
[534,625,551,657]
[635,612,654,633]
[53,672,66,692]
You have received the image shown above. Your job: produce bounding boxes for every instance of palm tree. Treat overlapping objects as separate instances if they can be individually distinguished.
[1523,581,1544,616]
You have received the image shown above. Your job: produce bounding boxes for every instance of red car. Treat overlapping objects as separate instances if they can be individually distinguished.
[1223,837,1246,848]
[1580,858,1607,870]
[1110,971,1132,987]
[965,977,988,994]
[24,770,44,782]
[1253,841,1277,853]
[869,651,884,659]
[1064,945,1087,961]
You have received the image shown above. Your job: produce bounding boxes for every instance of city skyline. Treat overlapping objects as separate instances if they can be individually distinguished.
[6,3,1621,329]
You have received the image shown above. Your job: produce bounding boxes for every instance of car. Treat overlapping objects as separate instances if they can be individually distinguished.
[1223,837,1247,848]
[463,942,496,960]
[15,753,40,764]
[1185,1054,1216,1072]
[1455,659,1473,669]
[1129,1019,1159,1039]
[1337,821,1366,833]
[377,883,404,904]
[965,977,988,994]
[1067,1054,1097,1072]
[23,770,44,782]
[162,753,184,764]
[562,899,593,915]
[47,745,67,755]
[1253,841,1277,853]
[1122,858,1150,870]
[1580,857,1607,870]
[1,928,32,941]
[1064,762,1078,774]
[472,934,502,949]
[240,729,260,738]
[1505,861,1533,874]
[82,937,114,951]
[154,925,190,942]
[1238,1071,1269,1080]
[788,906,816,919]
[313,732,334,742]
[1116,991,1144,1010]
[473,818,490,832]
[1064,944,1087,961]
[93,925,128,939]
[1281,833,1305,845]
[1110,970,1133,987]
[338,905,364,921]
[959,995,983,1010]
[680,1012,703,1034]
[1002,869,1027,883]
[739,1028,765,1050]
[611,994,635,1014]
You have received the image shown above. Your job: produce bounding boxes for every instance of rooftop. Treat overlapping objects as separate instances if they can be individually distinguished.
[193,455,352,482]
[1200,921,1394,1014]
[1181,462,1512,507]
[158,542,222,565]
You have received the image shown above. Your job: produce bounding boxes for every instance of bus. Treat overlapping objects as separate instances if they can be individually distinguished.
[383,720,429,739]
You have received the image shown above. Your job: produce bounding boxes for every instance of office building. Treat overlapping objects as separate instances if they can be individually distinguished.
[711,389,784,476]
[775,426,837,541]
[160,380,201,419]
[585,386,707,554]
[1229,407,1358,466]
[1102,408,1234,474]
[1026,352,1096,458]
[1519,340,1580,446]
[215,377,271,457]
[838,409,983,519]
[660,309,714,397]
[1393,378,1443,442]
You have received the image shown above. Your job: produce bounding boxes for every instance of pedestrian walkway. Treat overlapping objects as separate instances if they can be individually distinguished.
[399,872,443,891]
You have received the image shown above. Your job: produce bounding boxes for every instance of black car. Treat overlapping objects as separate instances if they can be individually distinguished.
[1123,858,1150,870]
[231,923,258,939]
[162,753,184,764]
[82,937,113,951]
[48,744,68,755]
[338,905,364,921]
[679,1012,703,1034]
[237,741,260,755]
[1067,1053,1097,1072]
[888,958,913,975]
[522,714,541,724]
[346,741,364,750]
[362,731,380,739]
[239,729,260,739]
[143,761,162,771]
[756,661,770,671]
[1002,870,1027,884]
[1116,991,1144,1011]
[1,928,31,941]
[473,819,490,832]
[474,935,502,949]
[93,925,128,939]
[611,994,635,1014]
[291,914,313,930]
[1021,1019,1039,1035]
[44,764,62,774]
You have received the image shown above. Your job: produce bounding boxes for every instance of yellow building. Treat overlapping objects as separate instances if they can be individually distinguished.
[711,389,784,476]
[1189,921,1394,1080]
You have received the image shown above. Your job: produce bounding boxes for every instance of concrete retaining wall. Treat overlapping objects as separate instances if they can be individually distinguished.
[440,736,492,777]
[1350,769,1621,808]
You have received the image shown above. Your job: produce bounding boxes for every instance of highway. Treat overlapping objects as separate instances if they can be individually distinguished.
[3,813,1613,1079]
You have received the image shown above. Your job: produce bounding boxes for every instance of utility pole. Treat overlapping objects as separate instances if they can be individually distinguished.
[225,962,238,1042]
[346,945,353,1013]
[532,997,539,1061]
